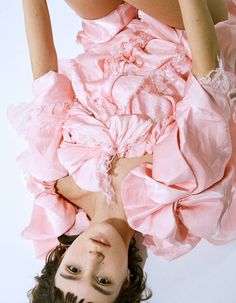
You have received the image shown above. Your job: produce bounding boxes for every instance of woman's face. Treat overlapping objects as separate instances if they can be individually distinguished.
[55,222,130,303]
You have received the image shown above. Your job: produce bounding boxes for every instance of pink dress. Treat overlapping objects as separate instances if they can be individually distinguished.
[9,1,236,261]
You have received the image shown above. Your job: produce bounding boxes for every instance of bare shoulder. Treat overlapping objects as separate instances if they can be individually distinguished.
[125,0,228,29]
[64,0,125,19]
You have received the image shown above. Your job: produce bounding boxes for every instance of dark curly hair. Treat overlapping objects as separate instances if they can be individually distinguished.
[28,234,152,302]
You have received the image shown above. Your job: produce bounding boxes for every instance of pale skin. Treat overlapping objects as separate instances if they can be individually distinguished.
[22,0,228,79]
[65,0,228,29]
[22,0,227,301]
[55,222,134,302]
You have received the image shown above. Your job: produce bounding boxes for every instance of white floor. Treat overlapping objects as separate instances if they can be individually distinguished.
[0,1,236,302]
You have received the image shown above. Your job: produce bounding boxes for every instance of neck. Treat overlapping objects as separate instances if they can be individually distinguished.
[72,187,135,247]
[89,193,135,247]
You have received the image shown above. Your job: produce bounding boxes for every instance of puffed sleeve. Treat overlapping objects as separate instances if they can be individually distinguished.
[8,71,90,259]
[121,60,236,261]
[8,71,75,180]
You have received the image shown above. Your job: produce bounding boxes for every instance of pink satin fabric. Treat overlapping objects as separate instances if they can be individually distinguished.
[8,1,236,260]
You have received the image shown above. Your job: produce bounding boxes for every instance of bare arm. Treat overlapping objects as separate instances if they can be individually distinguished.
[22,0,58,79]
[178,0,220,77]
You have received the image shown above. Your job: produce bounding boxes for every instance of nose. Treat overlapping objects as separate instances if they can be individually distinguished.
[89,251,104,263]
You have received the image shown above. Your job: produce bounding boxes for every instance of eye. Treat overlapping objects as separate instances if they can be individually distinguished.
[66,265,80,274]
[96,276,111,285]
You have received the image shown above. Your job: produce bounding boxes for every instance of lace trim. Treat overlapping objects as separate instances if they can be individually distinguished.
[96,154,118,204]
[9,98,75,137]
[197,55,230,92]
[197,55,236,124]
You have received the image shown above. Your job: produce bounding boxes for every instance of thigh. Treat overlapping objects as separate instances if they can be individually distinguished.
[125,0,228,29]
[207,0,228,24]
[64,0,124,19]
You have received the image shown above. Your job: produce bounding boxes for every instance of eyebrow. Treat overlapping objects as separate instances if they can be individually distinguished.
[92,283,112,296]
[59,273,113,296]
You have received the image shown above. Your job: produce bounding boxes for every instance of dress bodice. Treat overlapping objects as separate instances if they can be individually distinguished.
[8,1,236,260]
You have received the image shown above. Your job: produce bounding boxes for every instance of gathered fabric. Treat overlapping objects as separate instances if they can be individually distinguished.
[8,1,236,260]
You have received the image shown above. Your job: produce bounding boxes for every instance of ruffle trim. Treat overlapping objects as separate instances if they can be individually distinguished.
[197,55,230,91]
[196,55,236,123]
[8,99,75,138]
[21,174,90,259]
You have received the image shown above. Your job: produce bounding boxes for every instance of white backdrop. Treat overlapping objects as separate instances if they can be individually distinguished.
[0,1,236,303]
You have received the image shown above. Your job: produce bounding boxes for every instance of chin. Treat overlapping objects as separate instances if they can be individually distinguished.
[90,221,119,234]
[89,222,125,245]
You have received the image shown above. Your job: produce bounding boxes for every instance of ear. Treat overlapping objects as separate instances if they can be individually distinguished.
[124,269,131,288]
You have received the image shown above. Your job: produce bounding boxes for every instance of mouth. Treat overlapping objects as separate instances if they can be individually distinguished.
[90,236,111,247]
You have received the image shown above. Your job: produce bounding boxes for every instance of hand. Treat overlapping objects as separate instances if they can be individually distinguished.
[109,153,153,192]
[55,175,85,202]
[55,153,153,204]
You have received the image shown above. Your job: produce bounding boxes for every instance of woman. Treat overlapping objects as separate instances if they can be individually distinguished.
[9,0,236,302]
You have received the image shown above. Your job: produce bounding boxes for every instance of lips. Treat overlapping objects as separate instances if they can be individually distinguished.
[90,236,111,247]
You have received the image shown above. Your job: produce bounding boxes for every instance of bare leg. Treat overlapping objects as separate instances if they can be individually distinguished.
[125,0,228,29]
[64,0,124,19]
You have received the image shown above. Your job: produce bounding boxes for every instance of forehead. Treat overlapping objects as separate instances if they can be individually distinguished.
[55,272,122,303]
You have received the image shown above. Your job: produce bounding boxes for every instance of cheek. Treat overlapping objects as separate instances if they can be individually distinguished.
[61,241,88,263]
[106,251,128,273]
[68,234,89,253]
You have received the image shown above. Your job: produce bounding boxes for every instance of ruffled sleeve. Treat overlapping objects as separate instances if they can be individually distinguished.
[8,71,75,181]
[20,174,91,259]
[197,56,236,124]
[121,60,236,261]
[8,71,90,259]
